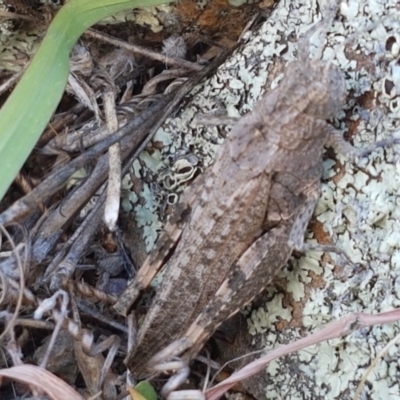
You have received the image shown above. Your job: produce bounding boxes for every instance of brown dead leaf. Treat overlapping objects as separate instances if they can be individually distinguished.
[0,364,84,400]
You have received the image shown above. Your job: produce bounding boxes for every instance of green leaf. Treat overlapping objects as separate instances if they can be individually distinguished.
[135,380,158,400]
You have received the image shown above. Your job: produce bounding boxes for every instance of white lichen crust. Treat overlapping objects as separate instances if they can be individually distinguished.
[128,0,400,398]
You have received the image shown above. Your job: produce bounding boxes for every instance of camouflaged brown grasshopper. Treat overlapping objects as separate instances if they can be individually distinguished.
[114,6,398,394]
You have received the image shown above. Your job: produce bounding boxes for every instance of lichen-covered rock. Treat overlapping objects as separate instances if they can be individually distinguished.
[126,0,400,398]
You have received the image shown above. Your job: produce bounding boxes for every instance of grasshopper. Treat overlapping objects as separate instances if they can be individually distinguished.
[114,4,397,393]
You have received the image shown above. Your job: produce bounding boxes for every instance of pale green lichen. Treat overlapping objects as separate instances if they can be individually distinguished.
[247,293,293,335]
[154,128,173,147]
[133,184,162,250]
[139,149,164,173]
[98,4,172,33]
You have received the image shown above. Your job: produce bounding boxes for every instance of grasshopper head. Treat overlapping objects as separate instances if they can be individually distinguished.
[283,59,347,121]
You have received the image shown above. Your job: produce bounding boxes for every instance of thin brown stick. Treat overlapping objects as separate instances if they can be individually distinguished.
[85,29,203,71]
